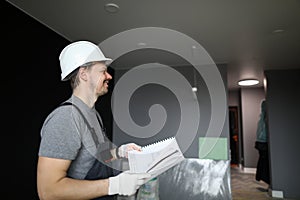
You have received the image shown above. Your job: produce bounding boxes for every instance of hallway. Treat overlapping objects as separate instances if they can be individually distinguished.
[230,166,294,200]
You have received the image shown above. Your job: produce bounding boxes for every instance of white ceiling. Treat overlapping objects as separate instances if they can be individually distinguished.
[7,0,300,90]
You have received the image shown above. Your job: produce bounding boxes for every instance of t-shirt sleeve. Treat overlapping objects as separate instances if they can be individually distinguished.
[38,107,82,160]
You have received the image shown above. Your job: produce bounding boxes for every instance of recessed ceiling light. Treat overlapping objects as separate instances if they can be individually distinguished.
[104,3,119,13]
[272,29,285,34]
[238,79,259,86]
[138,42,147,46]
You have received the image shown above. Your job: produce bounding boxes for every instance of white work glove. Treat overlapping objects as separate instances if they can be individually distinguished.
[118,143,142,158]
[108,171,151,196]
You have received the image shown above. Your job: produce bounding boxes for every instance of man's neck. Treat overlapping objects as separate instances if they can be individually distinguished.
[73,89,97,108]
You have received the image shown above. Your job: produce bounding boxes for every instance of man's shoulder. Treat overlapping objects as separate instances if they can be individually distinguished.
[43,103,82,126]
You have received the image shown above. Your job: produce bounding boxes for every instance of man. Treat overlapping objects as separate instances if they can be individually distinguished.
[37,41,150,200]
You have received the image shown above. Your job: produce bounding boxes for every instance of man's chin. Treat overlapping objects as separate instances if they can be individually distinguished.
[98,90,108,96]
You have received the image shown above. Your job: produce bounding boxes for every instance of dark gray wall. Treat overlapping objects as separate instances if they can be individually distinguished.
[240,87,265,168]
[5,2,70,199]
[228,90,240,107]
[265,69,300,199]
[111,60,229,159]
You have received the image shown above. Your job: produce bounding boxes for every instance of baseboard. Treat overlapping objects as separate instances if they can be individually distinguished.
[268,188,284,198]
[235,164,256,174]
[238,164,243,169]
[242,167,257,174]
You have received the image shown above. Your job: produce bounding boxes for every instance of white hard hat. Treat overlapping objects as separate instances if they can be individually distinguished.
[59,40,113,81]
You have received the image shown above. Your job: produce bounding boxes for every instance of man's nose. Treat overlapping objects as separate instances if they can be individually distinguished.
[105,71,112,80]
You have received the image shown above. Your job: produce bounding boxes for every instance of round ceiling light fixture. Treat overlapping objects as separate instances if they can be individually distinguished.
[238,79,259,86]
[104,3,120,13]
[272,29,285,34]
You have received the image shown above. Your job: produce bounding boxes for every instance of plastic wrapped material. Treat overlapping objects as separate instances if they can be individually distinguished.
[117,158,231,200]
[158,158,231,200]
[137,177,159,200]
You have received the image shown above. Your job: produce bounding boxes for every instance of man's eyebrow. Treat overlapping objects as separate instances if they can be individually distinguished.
[99,67,108,71]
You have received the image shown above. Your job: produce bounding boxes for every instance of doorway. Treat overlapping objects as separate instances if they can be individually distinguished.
[229,106,239,165]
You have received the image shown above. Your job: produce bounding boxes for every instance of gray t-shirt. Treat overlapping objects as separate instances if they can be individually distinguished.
[38,95,107,179]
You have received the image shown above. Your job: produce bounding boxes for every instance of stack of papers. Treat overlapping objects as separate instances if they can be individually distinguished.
[128,137,185,178]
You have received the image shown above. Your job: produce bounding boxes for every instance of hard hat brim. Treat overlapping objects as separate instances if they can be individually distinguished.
[61,58,113,81]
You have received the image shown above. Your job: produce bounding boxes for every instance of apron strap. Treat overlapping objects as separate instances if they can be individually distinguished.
[60,102,113,161]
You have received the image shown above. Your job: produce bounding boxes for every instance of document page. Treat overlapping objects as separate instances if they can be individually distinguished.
[128,137,185,178]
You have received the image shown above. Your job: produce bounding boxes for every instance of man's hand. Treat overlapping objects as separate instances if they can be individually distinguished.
[118,143,142,158]
[108,171,150,196]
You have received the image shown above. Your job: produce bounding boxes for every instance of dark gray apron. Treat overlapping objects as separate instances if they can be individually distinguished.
[61,102,117,200]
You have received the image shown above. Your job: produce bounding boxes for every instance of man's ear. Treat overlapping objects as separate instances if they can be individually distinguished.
[78,67,88,81]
